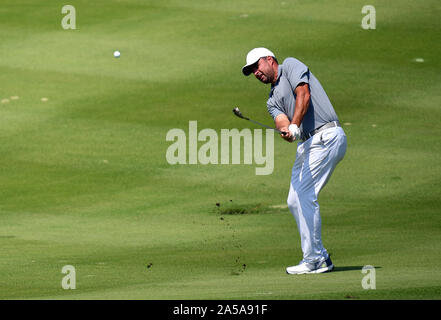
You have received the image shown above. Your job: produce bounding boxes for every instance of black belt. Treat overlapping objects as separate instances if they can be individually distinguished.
[302,121,341,141]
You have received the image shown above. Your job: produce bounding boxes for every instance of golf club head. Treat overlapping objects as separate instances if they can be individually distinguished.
[232,107,245,119]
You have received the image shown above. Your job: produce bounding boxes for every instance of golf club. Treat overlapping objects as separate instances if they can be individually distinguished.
[232,107,287,135]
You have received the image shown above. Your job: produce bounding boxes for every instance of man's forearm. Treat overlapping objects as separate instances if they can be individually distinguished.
[273,84,311,142]
[274,114,291,132]
[291,85,310,127]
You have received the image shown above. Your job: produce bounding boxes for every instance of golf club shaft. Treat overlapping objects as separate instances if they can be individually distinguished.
[233,107,287,135]
[247,118,283,133]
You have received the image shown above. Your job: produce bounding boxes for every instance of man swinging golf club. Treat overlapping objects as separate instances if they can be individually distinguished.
[242,48,347,274]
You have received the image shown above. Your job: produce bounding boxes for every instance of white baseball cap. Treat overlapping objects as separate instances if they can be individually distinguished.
[242,47,276,76]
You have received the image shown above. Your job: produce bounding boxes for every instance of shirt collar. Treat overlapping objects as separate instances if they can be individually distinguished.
[271,64,282,88]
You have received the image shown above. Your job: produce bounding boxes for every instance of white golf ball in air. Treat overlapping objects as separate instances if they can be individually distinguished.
[114,51,121,58]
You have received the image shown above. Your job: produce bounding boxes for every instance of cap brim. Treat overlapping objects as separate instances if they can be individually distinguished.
[242,65,253,76]
[242,57,262,76]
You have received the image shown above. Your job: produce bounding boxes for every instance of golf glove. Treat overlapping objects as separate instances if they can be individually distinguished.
[288,124,301,141]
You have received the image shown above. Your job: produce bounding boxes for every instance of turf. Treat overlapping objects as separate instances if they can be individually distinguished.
[0,0,440,300]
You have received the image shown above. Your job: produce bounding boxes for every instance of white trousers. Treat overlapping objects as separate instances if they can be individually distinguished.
[287,126,347,263]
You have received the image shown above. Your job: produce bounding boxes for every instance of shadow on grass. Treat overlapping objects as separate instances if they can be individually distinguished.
[333,266,382,272]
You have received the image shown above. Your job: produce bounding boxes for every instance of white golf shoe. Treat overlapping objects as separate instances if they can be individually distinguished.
[286,256,334,275]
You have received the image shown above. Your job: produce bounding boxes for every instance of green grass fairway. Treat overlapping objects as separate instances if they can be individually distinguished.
[1,0,441,300]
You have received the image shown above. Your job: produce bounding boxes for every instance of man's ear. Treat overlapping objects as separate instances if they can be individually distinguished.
[267,56,277,65]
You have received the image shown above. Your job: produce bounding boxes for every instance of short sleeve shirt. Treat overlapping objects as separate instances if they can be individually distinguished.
[267,57,339,136]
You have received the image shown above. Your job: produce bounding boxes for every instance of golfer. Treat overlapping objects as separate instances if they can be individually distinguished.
[242,48,347,274]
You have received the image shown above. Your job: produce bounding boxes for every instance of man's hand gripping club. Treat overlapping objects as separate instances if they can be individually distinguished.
[276,114,301,143]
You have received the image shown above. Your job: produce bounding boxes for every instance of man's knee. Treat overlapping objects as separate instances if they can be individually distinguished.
[287,182,305,210]
[287,184,300,212]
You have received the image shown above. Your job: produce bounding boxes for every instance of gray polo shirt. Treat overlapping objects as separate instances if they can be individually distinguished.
[267,57,338,136]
